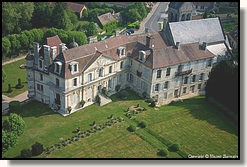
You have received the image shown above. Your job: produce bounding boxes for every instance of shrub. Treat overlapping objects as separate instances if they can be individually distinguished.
[80,100,85,107]
[31,142,44,156]
[20,148,32,158]
[128,124,136,132]
[2,69,7,83]
[120,90,129,99]
[9,101,21,113]
[15,78,24,89]
[102,87,110,97]
[95,94,101,104]
[150,101,156,107]
[169,143,181,152]
[159,148,169,156]
[145,98,154,103]
[67,106,72,113]
[2,113,26,136]
[139,121,148,128]
[2,130,18,153]
[115,84,121,92]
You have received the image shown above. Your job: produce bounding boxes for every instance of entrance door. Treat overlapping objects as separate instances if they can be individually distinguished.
[98,85,102,93]
[174,89,178,98]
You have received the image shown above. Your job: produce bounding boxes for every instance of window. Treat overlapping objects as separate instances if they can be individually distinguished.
[198,84,201,90]
[54,61,62,73]
[99,68,103,77]
[199,73,204,81]
[166,67,171,76]
[178,64,184,72]
[73,78,77,86]
[39,59,43,69]
[200,6,205,9]
[40,73,43,81]
[129,73,133,82]
[118,47,125,57]
[183,87,187,93]
[184,76,188,84]
[202,59,207,69]
[70,61,78,74]
[109,66,112,74]
[88,73,92,82]
[190,85,195,93]
[155,84,159,92]
[120,61,124,69]
[56,78,59,87]
[143,68,148,78]
[207,59,212,67]
[55,93,60,105]
[37,84,43,92]
[130,60,132,66]
[156,70,162,78]
[192,75,196,83]
[174,89,178,97]
[55,63,59,73]
[74,64,78,72]
[163,81,169,89]
[194,61,199,71]
[186,62,191,70]
[164,92,167,99]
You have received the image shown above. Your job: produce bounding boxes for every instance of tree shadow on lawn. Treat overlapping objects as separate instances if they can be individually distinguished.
[5,100,60,118]
[170,97,238,136]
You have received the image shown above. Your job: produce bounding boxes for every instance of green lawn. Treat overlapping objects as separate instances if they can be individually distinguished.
[2,58,28,98]
[2,90,238,158]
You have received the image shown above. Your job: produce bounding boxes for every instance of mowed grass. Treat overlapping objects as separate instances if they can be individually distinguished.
[2,90,238,158]
[2,58,28,97]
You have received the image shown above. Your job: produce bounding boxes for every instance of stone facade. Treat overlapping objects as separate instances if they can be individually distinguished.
[168,2,194,22]
[26,17,230,116]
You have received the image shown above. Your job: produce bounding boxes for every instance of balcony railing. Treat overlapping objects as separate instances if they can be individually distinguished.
[175,69,192,76]
[136,70,142,77]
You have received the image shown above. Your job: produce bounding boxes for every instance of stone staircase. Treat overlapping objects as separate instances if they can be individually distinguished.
[98,93,112,106]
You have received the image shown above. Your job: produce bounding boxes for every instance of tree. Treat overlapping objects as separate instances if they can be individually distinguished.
[82,9,88,19]
[31,2,52,28]
[66,9,78,25]
[2,130,18,153]
[2,69,7,83]
[205,60,238,114]
[23,30,35,49]
[16,2,34,31]
[9,101,21,113]
[2,113,26,136]
[2,37,11,58]
[86,22,98,36]
[6,34,21,55]
[17,32,29,51]
[203,9,208,19]
[133,2,147,20]
[51,2,72,30]
[30,28,44,43]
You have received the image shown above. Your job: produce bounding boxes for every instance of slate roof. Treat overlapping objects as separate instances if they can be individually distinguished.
[193,2,214,7]
[168,17,225,45]
[169,2,194,9]
[51,31,217,78]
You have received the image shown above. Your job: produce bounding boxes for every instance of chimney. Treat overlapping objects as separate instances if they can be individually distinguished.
[176,42,180,50]
[43,45,51,67]
[88,36,98,44]
[50,46,57,62]
[33,42,39,66]
[59,43,66,53]
[115,29,120,37]
[202,42,207,51]
[146,36,154,48]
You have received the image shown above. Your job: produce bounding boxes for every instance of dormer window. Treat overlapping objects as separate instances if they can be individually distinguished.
[54,61,62,74]
[70,61,79,74]
[138,50,146,62]
[118,47,126,58]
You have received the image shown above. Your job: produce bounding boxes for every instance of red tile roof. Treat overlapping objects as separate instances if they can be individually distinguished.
[49,2,86,13]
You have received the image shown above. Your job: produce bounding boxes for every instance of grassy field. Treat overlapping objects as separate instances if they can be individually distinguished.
[2,89,238,158]
[2,58,28,98]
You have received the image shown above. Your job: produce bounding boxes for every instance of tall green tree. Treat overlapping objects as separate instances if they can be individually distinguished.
[6,34,21,55]
[86,22,98,36]
[2,37,11,58]
[17,32,29,50]
[30,28,44,43]
[22,30,35,49]
[66,9,78,25]
[2,113,26,136]
[133,2,147,20]
[82,8,88,19]
[16,2,34,31]
[51,2,72,30]
[31,2,52,28]
[205,60,238,114]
